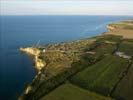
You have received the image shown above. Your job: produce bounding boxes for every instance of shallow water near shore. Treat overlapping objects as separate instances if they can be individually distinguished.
[0,15,133,100]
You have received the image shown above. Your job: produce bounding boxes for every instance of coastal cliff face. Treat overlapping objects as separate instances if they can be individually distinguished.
[107,25,116,31]
[20,47,40,56]
[20,47,46,70]
[107,21,133,31]
[106,21,133,39]
[19,21,133,100]
[35,56,46,70]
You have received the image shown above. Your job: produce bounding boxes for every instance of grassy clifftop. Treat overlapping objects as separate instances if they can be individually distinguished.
[106,20,133,39]
[19,21,133,100]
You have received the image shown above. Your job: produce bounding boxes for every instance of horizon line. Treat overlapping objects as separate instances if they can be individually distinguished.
[1,14,133,16]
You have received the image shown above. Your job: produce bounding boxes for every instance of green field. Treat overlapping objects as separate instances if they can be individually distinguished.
[96,35,122,43]
[118,40,133,56]
[91,42,116,55]
[87,35,122,58]
[70,55,129,95]
[20,33,133,100]
[112,63,133,100]
[40,83,113,100]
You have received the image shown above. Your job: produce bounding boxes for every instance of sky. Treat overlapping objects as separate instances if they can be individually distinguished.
[0,0,133,15]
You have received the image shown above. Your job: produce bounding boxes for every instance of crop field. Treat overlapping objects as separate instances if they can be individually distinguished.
[70,55,129,95]
[118,40,133,56]
[91,42,116,56]
[96,35,122,43]
[40,83,113,100]
[20,21,133,100]
[112,62,133,100]
[87,35,122,58]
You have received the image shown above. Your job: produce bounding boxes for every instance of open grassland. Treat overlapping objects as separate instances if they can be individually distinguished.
[38,38,95,77]
[91,42,116,56]
[108,21,133,30]
[106,30,133,39]
[70,55,129,96]
[96,35,122,43]
[22,51,96,100]
[39,51,73,77]
[118,39,133,56]
[40,83,113,100]
[106,21,133,39]
[112,62,133,100]
[20,20,133,100]
[86,35,122,58]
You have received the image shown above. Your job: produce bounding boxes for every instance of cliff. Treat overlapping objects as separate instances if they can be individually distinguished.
[19,20,133,100]
[106,21,133,39]
[20,47,46,71]
[107,25,117,31]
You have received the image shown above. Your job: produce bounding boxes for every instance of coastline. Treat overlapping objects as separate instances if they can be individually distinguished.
[19,20,133,100]
[19,20,133,71]
[105,21,133,39]
[19,36,97,100]
[20,47,46,71]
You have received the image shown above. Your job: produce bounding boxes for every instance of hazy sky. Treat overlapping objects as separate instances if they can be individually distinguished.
[1,0,133,15]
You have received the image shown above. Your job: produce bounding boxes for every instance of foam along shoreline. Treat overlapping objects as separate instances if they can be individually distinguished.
[20,47,46,71]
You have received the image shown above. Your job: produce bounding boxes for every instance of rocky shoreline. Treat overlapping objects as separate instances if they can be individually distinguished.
[20,47,46,71]
[19,20,133,100]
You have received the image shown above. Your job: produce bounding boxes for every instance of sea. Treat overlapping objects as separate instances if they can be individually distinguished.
[0,15,133,100]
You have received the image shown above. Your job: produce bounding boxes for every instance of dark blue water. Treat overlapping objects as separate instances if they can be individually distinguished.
[0,15,133,100]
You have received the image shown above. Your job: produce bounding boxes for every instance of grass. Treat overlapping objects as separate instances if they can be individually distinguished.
[40,83,113,100]
[92,42,116,55]
[38,38,95,77]
[47,38,95,52]
[39,51,72,76]
[87,35,121,58]
[109,22,133,30]
[25,53,94,100]
[20,21,133,100]
[112,62,133,100]
[70,55,129,95]
[118,40,133,56]
[96,35,122,43]
[107,21,133,39]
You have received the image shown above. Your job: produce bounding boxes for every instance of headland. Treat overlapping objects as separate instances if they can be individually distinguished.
[19,21,133,100]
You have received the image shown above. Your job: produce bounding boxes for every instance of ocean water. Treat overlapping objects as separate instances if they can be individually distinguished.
[0,15,133,100]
